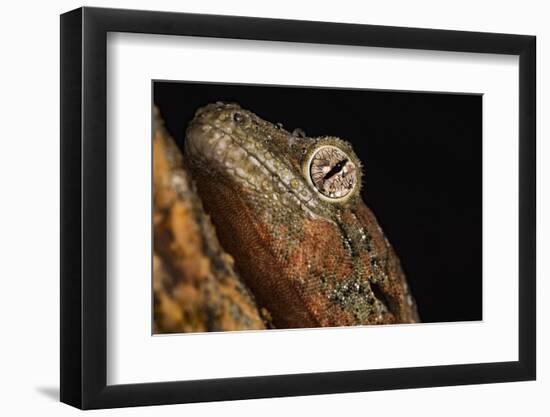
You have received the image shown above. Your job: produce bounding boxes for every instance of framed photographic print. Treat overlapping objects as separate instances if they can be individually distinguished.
[60,6,536,409]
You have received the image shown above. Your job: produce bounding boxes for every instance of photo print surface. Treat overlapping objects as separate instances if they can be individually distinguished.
[153,81,482,334]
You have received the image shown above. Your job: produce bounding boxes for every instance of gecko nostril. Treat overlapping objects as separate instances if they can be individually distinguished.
[233,112,245,123]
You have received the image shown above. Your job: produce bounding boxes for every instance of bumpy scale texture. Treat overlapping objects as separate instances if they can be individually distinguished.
[153,107,268,333]
[185,102,420,328]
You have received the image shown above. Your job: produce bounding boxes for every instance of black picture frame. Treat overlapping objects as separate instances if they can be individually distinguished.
[60,6,536,410]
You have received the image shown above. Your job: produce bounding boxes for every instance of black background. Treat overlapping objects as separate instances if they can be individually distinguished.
[154,81,482,323]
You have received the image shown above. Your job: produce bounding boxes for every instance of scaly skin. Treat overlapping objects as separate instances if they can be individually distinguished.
[185,102,420,328]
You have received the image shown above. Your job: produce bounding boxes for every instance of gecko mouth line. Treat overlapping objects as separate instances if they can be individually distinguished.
[186,120,324,217]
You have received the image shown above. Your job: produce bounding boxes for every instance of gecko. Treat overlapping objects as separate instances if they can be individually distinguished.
[184,102,420,328]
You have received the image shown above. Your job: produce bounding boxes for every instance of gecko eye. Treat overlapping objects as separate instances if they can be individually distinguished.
[307,145,358,201]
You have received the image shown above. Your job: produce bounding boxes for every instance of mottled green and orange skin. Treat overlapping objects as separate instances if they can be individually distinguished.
[185,102,420,328]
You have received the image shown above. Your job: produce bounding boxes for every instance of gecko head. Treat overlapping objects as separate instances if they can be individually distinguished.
[184,102,418,327]
[184,102,364,223]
